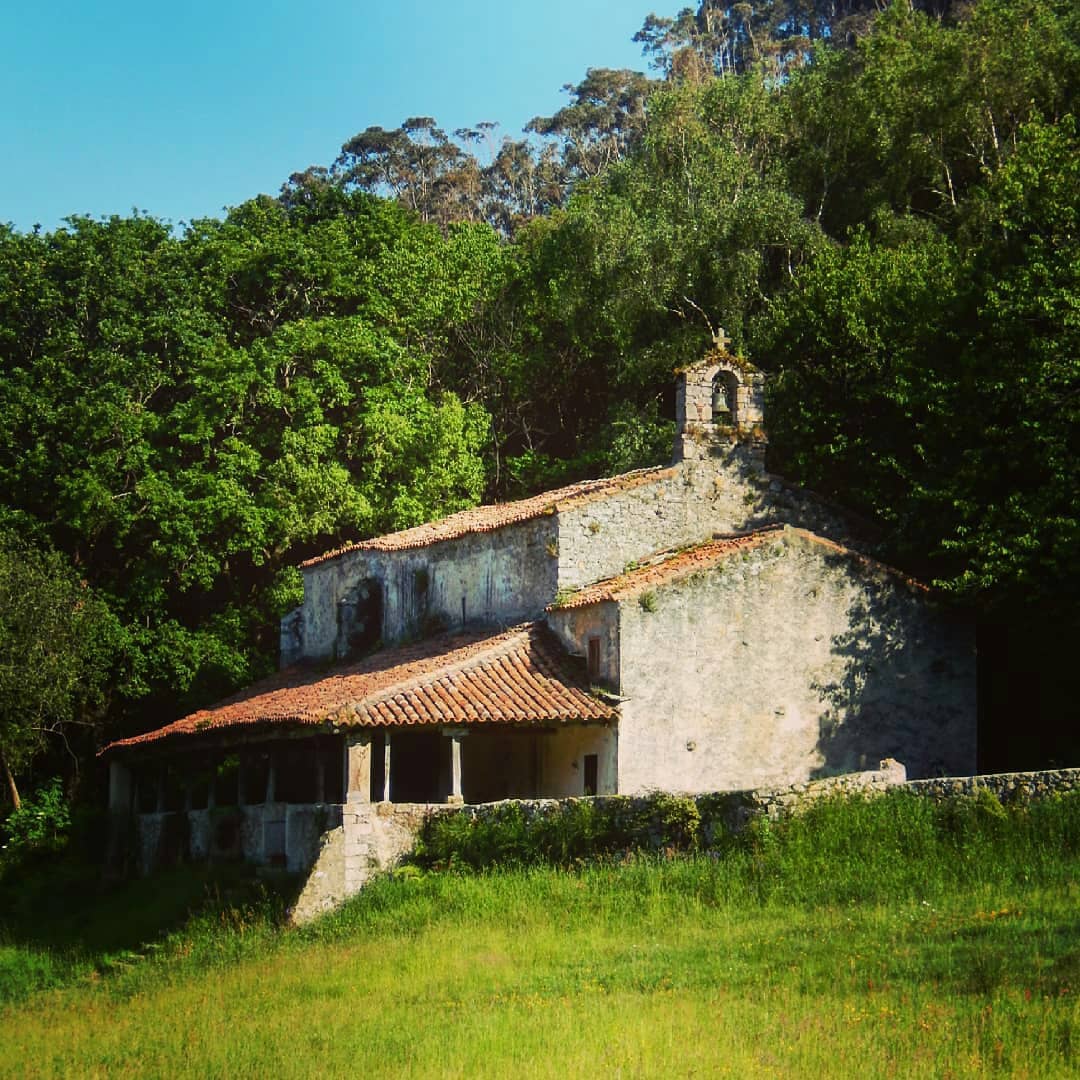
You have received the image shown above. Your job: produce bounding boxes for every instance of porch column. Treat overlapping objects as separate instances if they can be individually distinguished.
[265,755,277,803]
[345,731,373,804]
[108,760,133,815]
[106,760,134,871]
[382,733,392,803]
[445,728,467,805]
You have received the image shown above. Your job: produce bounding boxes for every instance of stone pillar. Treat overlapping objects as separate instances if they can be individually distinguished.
[445,729,467,805]
[345,731,373,804]
[265,756,277,803]
[382,733,392,803]
[315,748,326,805]
[109,760,133,815]
[106,760,134,872]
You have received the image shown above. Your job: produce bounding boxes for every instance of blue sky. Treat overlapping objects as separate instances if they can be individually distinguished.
[3,1,659,233]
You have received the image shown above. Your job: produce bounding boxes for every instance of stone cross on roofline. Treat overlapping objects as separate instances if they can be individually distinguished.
[712,326,732,354]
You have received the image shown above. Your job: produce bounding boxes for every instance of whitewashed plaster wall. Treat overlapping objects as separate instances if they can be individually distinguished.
[613,528,977,793]
[540,724,618,797]
[284,516,560,664]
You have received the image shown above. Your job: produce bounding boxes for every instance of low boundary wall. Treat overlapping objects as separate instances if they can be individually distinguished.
[289,762,1080,922]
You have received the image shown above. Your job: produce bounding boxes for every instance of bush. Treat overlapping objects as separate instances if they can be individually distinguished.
[2,778,70,857]
[413,793,705,871]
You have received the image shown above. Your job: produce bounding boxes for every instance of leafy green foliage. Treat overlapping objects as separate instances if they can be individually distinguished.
[1,779,71,856]
[0,195,497,752]
[0,0,1076,781]
[0,531,117,802]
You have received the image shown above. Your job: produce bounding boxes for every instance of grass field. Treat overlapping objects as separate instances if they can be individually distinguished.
[2,790,1079,1078]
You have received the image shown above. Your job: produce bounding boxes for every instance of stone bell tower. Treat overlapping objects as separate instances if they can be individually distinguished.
[673,330,767,463]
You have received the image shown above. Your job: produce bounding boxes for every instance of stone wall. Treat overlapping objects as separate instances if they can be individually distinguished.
[615,527,976,792]
[132,802,341,877]
[281,763,1080,922]
[285,517,560,665]
[906,768,1080,802]
[556,453,761,591]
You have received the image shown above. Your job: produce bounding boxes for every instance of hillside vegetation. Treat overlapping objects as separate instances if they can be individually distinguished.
[0,0,1077,810]
[2,791,1080,1077]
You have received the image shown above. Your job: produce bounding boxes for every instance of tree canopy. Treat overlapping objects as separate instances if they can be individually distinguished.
[0,0,1077,787]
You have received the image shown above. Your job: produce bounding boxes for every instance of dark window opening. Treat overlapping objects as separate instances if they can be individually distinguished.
[136,770,160,814]
[320,738,345,804]
[587,637,601,680]
[276,743,319,804]
[339,578,383,658]
[462,730,545,803]
[583,754,598,796]
[163,766,186,813]
[189,776,210,811]
[274,737,344,804]
[389,731,444,803]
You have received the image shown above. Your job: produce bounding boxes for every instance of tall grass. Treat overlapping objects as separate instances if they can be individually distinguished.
[2,789,1079,1077]
[414,787,1080,901]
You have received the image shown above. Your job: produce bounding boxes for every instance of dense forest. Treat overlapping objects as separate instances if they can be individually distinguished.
[1,0,1077,813]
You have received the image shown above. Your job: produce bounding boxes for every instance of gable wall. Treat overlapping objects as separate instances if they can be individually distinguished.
[556,452,758,590]
[614,529,976,794]
[555,450,862,593]
[286,517,559,665]
[379,518,559,642]
[546,602,621,689]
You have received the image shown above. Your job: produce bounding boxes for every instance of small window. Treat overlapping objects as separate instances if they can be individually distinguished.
[583,754,599,797]
[587,637,601,680]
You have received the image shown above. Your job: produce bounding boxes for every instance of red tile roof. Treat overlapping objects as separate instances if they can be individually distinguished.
[550,525,927,609]
[102,624,615,754]
[301,466,676,566]
[551,528,785,609]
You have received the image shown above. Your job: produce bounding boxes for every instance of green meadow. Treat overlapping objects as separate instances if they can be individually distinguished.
[2,791,1079,1078]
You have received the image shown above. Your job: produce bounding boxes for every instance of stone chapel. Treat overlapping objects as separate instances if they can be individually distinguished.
[102,350,977,887]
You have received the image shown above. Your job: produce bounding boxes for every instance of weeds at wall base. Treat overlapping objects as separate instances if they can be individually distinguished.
[409,787,1080,904]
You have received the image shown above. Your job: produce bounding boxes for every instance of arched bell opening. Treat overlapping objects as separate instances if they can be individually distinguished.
[711,369,740,427]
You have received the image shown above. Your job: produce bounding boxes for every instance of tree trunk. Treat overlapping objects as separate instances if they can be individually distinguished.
[0,749,20,811]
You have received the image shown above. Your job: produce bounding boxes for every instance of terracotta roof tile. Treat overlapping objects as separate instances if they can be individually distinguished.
[551,525,928,610]
[550,527,787,609]
[102,623,615,754]
[301,466,676,566]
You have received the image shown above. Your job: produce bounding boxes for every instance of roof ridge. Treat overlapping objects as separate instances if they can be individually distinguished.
[301,465,675,566]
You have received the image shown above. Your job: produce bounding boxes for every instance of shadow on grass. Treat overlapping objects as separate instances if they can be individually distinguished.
[0,851,298,1002]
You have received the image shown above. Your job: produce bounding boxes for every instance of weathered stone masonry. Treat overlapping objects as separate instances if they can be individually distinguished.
[105,350,980,914]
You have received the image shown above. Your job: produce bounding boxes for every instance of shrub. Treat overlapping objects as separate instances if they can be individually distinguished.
[2,778,71,856]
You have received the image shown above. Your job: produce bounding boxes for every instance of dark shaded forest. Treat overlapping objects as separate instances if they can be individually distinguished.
[1,0,1077,813]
